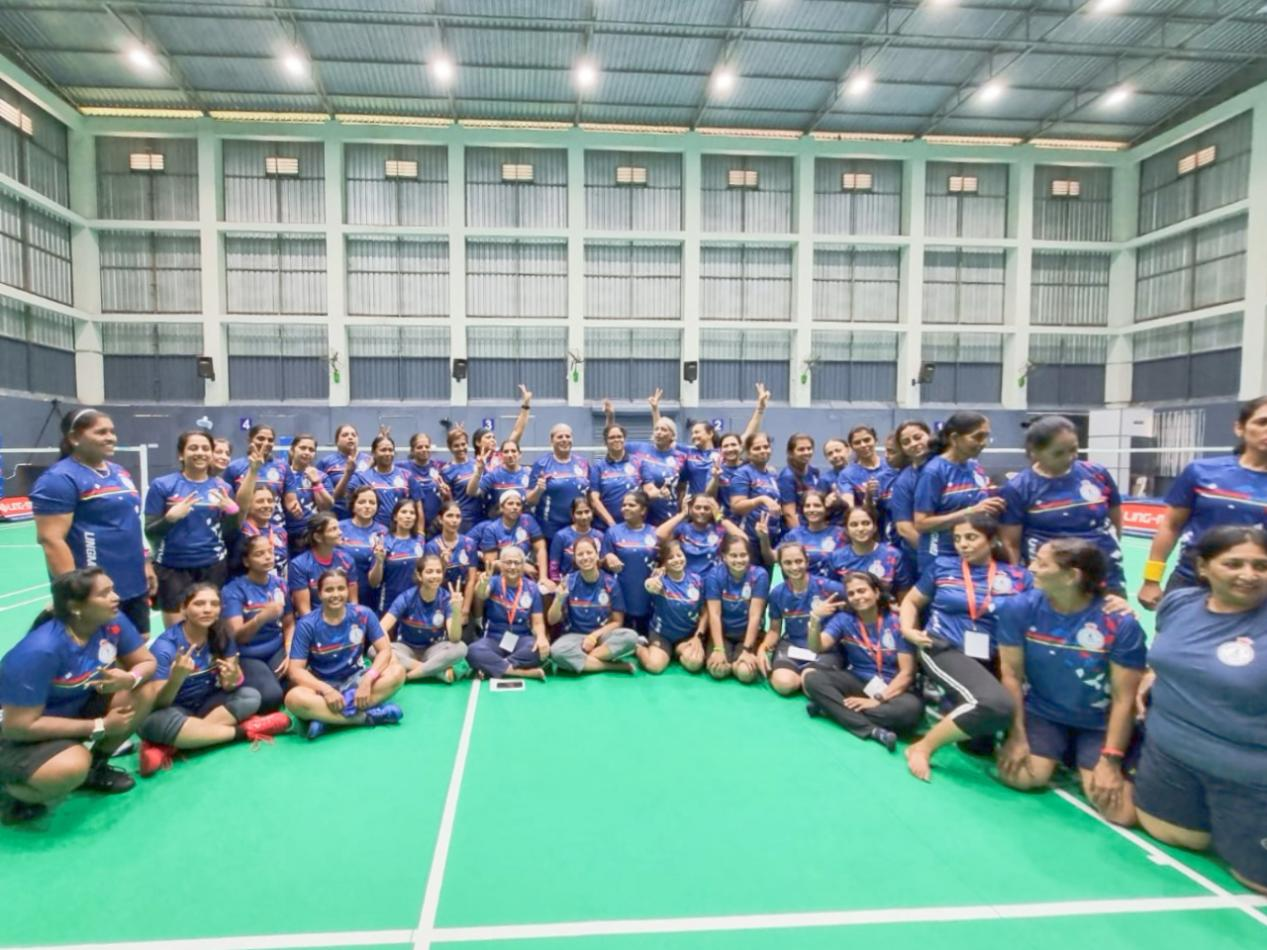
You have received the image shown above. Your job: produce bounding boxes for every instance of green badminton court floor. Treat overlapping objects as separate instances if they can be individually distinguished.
[0,518,1263,950]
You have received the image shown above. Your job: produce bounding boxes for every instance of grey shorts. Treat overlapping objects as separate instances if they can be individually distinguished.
[551,628,639,672]
[771,640,842,674]
[138,687,262,745]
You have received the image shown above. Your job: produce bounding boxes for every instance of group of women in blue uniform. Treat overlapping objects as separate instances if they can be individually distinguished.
[2,392,1266,897]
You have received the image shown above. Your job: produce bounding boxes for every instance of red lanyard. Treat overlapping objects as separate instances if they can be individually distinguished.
[961,560,997,624]
[854,616,887,675]
[503,577,525,627]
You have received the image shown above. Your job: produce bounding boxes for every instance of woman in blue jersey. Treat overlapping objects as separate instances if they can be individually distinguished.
[528,424,591,543]
[546,536,639,675]
[288,513,358,617]
[589,424,642,528]
[838,426,896,530]
[228,424,287,529]
[760,543,846,696]
[1137,397,1267,610]
[641,540,707,674]
[282,434,334,556]
[468,547,550,680]
[782,490,844,578]
[442,427,482,533]
[820,437,853,525]
[828,505,908,595]
[466,439,531,521]
[888,420,932,578]
[803,572,922,751]
[338,485,387,610]
[210,437,232,478]
[640,383,769,496]
[1132,525,1267,894]
[706,431,748,518]
[468,385,533,470]
[424,501,479,624]
[222,535,294,713]
[1000,416,1124,593]
[899,514,1032,782]
[995,539,1146,826]
[318,424,371,520]
[284,569,405,740]
[381,554,468,684]
[703,535,770,683]
[730,432,784,565]
[549,497,605,582]
[600,492,661,635]
[656,493,745,578]
[137,584,291,778]
[913,411,1005,570]
[32,408,156,634]
[404,431,447,529]
[347,435,416,530]
[778,433,820,529]
[376,499,426,613]
[234,485,288,580]
[638,417,687,526]
[478,491,549,583]
[0,568,155,822]
[145,429,237,626]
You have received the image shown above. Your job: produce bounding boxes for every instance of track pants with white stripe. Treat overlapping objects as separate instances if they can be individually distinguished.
[919,638,1014,738]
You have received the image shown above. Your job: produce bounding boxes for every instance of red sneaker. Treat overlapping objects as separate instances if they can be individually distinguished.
[240,712,292,744]
[138,741,176,778]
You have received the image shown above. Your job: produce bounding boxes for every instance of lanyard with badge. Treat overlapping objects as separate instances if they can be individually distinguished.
[961,560,996,660]
[854,617,890,698]
[498,578,526,652]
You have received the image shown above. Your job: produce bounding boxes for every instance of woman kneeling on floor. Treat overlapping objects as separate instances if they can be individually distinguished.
[139,583,292,777]
[284,569,406,739]
[546,535,638,675]
[468,546,550,680]
[380,554,468,684]
[803,571,923,752]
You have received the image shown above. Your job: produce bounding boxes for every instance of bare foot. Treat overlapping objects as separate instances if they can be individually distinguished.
[442,668,456,684]
[619,661,636,674]
[510,667,547,681]
[906,744,932,782]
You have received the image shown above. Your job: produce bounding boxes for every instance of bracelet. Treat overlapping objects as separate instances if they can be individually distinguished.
[1142,560,1166,583]
[130,670,145,689]
[711,646,725,654]
[1100,746,1125,759]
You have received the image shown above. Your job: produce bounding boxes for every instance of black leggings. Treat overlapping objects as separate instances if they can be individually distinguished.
[918,639,1014,738]
[240,646,287,713]
[802,668,924,739]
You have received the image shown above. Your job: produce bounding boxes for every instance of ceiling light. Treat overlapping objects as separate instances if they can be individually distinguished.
[430,53,454,85]
[979,80,1006,103]
[1103,84,1131,107]
[845,73,872,97]
[573,59,598,91]
[711,66,736,95]
[1091,0,1125,12]
[282,51,307,77]
[126,45,156,71]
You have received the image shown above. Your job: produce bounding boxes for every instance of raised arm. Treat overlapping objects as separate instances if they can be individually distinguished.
[508,385,532,446]
[739,382,770,444]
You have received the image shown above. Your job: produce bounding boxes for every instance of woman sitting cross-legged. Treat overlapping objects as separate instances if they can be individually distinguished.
[138,583,292,777]
[467,546,550,680]
[759,542,845,696]
[702,535,769,683]
[284,569,406,740]
[221,535,294,713]
[546,535,638,675]
[380,554,468,684]
[802,572,923,753]
[994,539,1146,826]
[640,539,707,674]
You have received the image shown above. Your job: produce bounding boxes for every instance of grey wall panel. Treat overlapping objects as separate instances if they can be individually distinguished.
[1139,111,1251,234]
[584,242,681,320]
[926,162,1008,238]
[921,362,1002,404]
[812,247,900,322]
[0,335,27,391]
[701,154,793,233]
[97,137,198,220]
[1132,355,1188,402]
[1136,215,1246,321]
[1190,349,1241,400]
[810,362,897,403]
[1032,165,1112,242]
[1031,251,1110,326]
[468,356,567,401]
[700,359,789,402]
[223,140,325,224]
[349,356,449,401]
[584,150,682,231]
[345,144,447,227]
[814,159,902,236]
[26,343,74,396]
[700,244,792,321]
[1026,364,1106,407]
[466,240,567,319]
[466,147,567,229]
[922,248,1005,324]
[584,358,680,402]
[0,83,68,207]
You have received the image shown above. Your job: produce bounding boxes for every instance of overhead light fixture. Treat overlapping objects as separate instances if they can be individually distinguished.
[978,79,1006,103]
[430,53,455,85]
[281,51,308,77]
[924,133,1021,146]
[573,58,598,91]
[1103,84,1132,107]
[845,72,872,97]
[810,131,916,142]
[208,110,328,123]
[336,113,451,126]
[711,66,736,96]
[126,45,157,71]
[1091,0,1125,12]
[1030,137,1126,151]
[81,106,205,118]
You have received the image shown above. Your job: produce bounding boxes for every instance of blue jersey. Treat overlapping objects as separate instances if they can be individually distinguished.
[820,466,848,525]
[0,615,145,718]
[380,535,426,613]
[441,460,481,531]
[1148,587,1267,784]
[704,563,770,637]
[478,515,543,558]
[287,548,357,607]
[637,447,686,525]
[30,457,147,599]
[777,464,822,516]
[559,570,625,634]
[784,525,845,577]
[715,462,744,518]
[402,458,445,526]
[888,462,924,573]
[673,521,727,577]
[996,589,1146,731]
[828,542,909,591]
[1001,461,1123,587]
[481,575,542,639]
[530,455,591,538]
[650,571,704,643]
[840,460,899,537]
[221,573,291,660]
[225,456,289,529]
[145,472,232,568]
[474,466,532,520]
[823,611,911,683]
[337,519,388,592]
[681,447,718,495]
[548,526,605,580]
[424,534,478,587]
[914,455,992,563]
[589,456,641,524]
[768,576,845,648]
[234,520,288,580]
[1164,455,1267,584]
[730,463,784,545]
[915,558,1032,653]
[151,623,240,711]
[601,523,660,619]
[385,586,453,650]
[347,465,415,528]
[318,450,371,520]
[283,467,326,541]
[290,605,383,685]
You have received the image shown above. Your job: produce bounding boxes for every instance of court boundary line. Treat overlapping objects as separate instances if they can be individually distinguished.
[0,594,48,613]
[412,678,482,950]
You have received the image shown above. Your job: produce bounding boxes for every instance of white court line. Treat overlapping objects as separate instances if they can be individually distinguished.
[1054,789,1267,928]
[0,582,47,599]
[413,678,483,950]
[0,931,413,950]
[0,594,48,613]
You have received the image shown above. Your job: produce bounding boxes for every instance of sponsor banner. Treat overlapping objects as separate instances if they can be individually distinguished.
[0,496,33,522]
[1121,497,1166,538]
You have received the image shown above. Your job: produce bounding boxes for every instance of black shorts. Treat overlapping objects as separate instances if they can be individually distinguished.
[770,640,842,674]
[647,633,697,657]
[154,561,229,612]
[1026,711,1107,772]
[118,594,152,635]
[0,693,108,785]
[1134,740,1267,888]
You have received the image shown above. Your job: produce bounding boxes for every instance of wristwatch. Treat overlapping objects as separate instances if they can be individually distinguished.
[90,717,106,743]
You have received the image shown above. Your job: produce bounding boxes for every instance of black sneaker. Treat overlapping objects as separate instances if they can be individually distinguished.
[1,797,47,825]
[805,702,823,719]
[81,760,136,794]
[870,727,898,753]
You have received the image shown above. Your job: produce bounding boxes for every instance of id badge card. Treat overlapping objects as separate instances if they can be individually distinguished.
[787,645,817,663]
[498,631,520,653]
[963,629,991,660]
[863,676,888,700]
